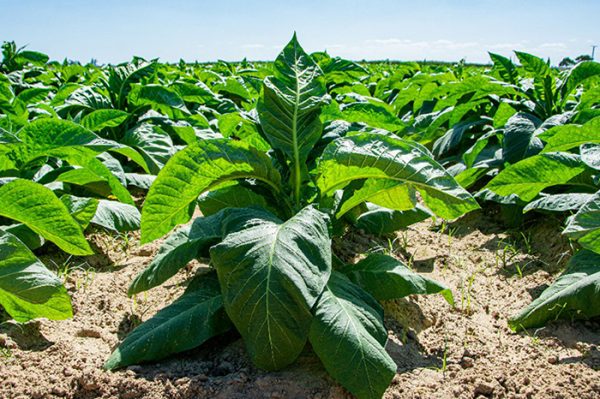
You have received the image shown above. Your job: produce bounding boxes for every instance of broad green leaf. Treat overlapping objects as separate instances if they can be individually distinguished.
[257,34,326,205]
[0,179,92,255]
[122,123,174,174]
[0,230,72,322]
[493,102,517,128]
[214,77,252,101]
[581,143,600,170]
[1,223,44,250]
[60,194,99,229]
[564,191,600,254]
[432,119,487,158]
[523,193,594,213]
[129,212,224,295]
[540,117,600,152]
[509,250,600,330]
[91,200,141,232]
[338,180,416,218]
[15,50,49,66]
[106,60,156,109]
[340,102,405,132]
[125,173,156,189]
[128,84,190,119]
[211,206,331,370]
[16,87,51,105]
[13,118,149,173]
[171,81,219,105]
[197,181,274,217]
[309,271,395,399]
[561,61,600,98]
[141,139,282,244]
[483,153,586,202]
[344,253,453,304]
[58,157,134,205]
[105,271,232,370]
[488,52,518,84]
[317,133,479,220]
[354,203,434,235]
[515,51,550,78]
[218,112,270,151]
[81,109,130,131]
[502,113,543,164]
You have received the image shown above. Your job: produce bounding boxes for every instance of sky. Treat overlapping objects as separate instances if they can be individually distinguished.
[0,0,598,65]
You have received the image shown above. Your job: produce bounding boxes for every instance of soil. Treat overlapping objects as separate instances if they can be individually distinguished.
[1,209,599,399]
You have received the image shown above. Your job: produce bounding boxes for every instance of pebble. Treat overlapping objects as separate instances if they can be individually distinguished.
[547,355,559,364]
[474,381,495,396]
[461,356,474,368]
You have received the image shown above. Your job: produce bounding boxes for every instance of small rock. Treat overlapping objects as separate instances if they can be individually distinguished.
[547,355,559,364]
[474,381,495,396]
[51,386,68,397]
[461,356,474,368]
[134,247,153,256]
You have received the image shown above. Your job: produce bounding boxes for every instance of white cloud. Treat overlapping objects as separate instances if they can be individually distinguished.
[241,44,265,49]
[539,42,567,49]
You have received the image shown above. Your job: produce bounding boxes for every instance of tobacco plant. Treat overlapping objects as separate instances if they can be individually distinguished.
[105,35,478,399]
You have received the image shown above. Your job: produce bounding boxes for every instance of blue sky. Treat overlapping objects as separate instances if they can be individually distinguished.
[1,0,598,64]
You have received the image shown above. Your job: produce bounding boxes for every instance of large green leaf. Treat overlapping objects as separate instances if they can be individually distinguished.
[0,179,92,255]
[91,200,141,232]
[489,52,518,84]
[197,181,274,217]
[129,211,224,295]
[128,84,189,119]
[539,117,600,152]
[483,152,586,202]
[309,271,395,399]
[515,51,550,78]
[581,143,600,170]
[317,133,479,220]
[344,253,453,304]
[0,230,72,322]
[122,123,174,174]
[337,180,416,218]
[105,271,232,370]
[509,250,600,331]
[523,193,594,213]
[141,138,282,244]
[257,34,326,205]
[563,191,600,254]
[560,61,600,98]
[339,102,405,132]
[354,203,434,235]
[60,194,99,229]
[105,60,156,109]
[211,206,331,370]
[502,113,543,164]
[81,109,130,131]
[12,118,148,172]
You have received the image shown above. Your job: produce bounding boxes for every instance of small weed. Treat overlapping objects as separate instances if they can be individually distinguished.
[50,256,95,290]
[0,347,12,359]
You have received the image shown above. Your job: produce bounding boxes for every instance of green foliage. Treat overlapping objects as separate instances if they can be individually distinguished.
[510,250,600,330]
[0,229,72,322]
[2,34,598,397]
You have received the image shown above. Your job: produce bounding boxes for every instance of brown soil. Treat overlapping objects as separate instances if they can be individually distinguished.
[1,210,599,399]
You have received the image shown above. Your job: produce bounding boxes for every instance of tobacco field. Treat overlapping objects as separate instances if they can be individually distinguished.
[0,35,599,398]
